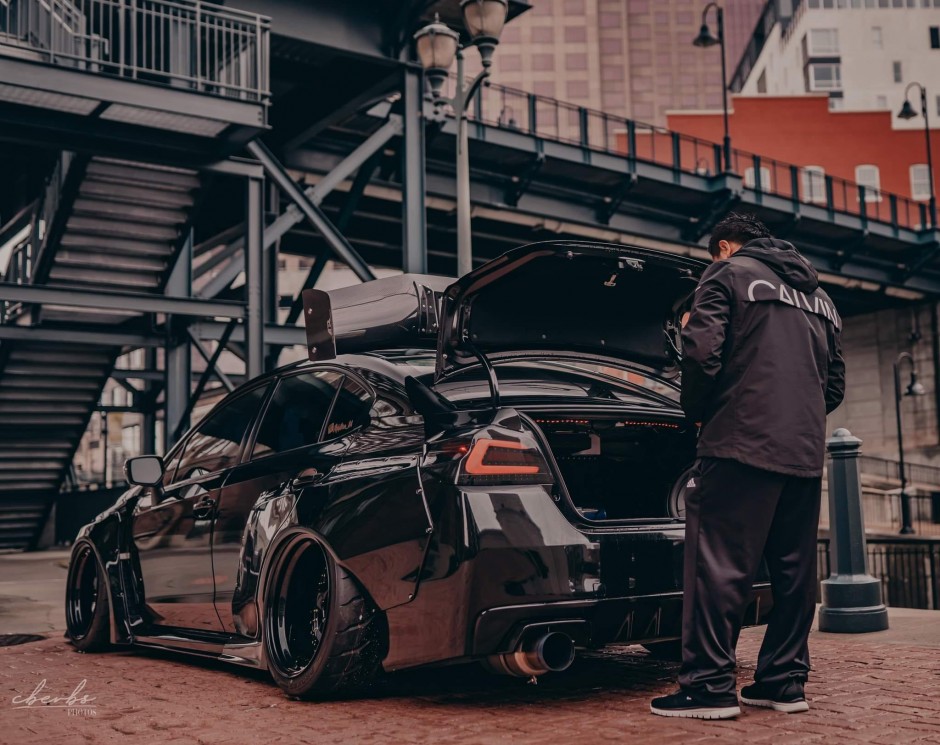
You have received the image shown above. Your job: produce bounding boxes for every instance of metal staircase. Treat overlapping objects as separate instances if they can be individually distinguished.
[0,0,270,550]
[0,156,200,549]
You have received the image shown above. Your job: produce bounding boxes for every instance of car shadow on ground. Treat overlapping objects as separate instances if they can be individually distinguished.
[132,642,684,706]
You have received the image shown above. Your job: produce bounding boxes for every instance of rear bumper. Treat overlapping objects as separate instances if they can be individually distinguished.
[471,585,773,656]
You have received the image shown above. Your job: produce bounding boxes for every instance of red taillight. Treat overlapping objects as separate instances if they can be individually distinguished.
[458,438,552,485]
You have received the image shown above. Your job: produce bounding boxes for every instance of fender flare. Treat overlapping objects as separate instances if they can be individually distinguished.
[66,537,126,645]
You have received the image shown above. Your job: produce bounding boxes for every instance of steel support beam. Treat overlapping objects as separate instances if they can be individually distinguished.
[245,176,265,380]
[401,67,427,273]
[175,320,239,442]
[282,72,400,152]
[198,121,397,298]
[264,180,280,371]
[204,158,265,180]
[0,325,161,346]
[141,348,157,455]
[0,283,245,317]
[112,369,164,382]
[901,234,940,283]
[186,329,236,393]
[194,321,306,347]
[165,233,193,450]
[246,140,375,283]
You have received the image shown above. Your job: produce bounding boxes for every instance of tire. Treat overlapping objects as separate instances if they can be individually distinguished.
[642,640,683,661]
[667,465,695,520]
[65,542,111,652]
[263,535,386,699]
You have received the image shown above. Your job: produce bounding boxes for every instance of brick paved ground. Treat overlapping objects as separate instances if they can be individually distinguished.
[2,615,939,745]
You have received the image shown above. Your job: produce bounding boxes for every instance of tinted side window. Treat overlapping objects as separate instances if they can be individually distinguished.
[161,440,186,487]
[252,371,342,458]
[324,376,373,438]
[173,385,269,482]
[359,371,413,418]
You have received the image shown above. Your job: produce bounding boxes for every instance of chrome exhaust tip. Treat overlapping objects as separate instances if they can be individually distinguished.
[484,631,576,677]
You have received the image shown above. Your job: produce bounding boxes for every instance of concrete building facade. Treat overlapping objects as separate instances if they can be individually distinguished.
[486,0,766,125]
[732,0,940,123]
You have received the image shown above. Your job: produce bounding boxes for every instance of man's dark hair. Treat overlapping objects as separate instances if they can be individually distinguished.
[707,212,772,257]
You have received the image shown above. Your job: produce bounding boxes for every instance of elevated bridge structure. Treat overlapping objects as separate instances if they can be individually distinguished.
[0,0,937,549]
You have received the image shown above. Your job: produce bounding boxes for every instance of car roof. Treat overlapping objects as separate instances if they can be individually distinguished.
[268,350,436,386]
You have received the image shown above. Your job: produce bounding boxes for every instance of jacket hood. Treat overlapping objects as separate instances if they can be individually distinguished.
[733,238,819,293]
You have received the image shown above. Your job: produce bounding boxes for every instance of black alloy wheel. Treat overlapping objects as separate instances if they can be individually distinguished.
[65,542,110,651]
[267,538,332,677]
[263,535,386,699]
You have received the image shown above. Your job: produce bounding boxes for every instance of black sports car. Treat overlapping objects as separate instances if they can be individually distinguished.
[65,242,772,698]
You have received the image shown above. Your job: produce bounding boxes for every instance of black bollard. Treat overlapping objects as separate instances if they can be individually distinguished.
[818,428,889,632]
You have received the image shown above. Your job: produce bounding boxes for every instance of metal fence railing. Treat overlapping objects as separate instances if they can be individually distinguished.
[817,536,940,611]
[0,0,270,103]
[727,148,928,231]
[859,455,940,489]
[450,76,931,232]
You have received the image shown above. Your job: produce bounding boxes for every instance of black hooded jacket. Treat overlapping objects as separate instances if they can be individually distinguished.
[680,238,845,478]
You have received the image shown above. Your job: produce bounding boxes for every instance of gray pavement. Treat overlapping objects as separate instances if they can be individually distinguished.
[0,549,70,636]
[1,548,939,647]
[2,549,940,744]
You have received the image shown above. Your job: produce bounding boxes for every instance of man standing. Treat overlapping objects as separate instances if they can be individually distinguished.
[651,213,845,720]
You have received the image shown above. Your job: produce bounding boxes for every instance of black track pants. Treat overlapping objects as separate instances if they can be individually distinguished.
[678,457,822,695]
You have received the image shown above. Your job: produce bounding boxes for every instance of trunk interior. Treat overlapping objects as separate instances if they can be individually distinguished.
[527,413,697,522]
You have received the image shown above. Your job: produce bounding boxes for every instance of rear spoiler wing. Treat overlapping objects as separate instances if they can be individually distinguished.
[301,274,453,362]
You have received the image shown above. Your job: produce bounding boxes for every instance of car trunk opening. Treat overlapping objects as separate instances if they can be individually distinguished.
[436,242,704,383]
[524,412,696,523]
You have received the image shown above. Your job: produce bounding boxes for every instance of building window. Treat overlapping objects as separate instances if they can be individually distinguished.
[911,164,932,200]
[564,26,586,43]
[802,166,827,204]
[532,54,554,71]
[757,70,767,93]
[930,26,940,48]
[808,63,842,91]
[532,26,554,43]
[893,61,902,83]
[808,28,839,55]
[872,26,883,48]
[122,425,140,457]
[855,165,882,202]
[876,95,888,109]
[744,166,773,191]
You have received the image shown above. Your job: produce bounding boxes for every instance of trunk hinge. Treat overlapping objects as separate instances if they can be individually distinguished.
[465,340,500,409]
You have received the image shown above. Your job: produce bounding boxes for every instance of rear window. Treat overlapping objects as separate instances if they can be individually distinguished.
[252,371,342,458]
[324,376,373,438]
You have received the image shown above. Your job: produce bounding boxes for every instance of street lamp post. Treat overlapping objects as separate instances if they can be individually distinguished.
[693,2,732,173]
[898,82,937,229]
[893,351,926,535]
[414,1,508,277]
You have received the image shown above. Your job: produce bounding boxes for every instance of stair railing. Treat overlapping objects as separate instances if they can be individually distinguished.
[0,0,270,102]
[0,151,72,323]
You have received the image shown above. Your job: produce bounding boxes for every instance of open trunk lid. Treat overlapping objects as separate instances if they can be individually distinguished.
[434,241,704,381]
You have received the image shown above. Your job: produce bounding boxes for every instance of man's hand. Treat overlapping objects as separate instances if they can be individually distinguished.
[680,262,734,422]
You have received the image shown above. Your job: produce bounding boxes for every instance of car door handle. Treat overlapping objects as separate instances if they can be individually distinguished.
[192,497,217,520]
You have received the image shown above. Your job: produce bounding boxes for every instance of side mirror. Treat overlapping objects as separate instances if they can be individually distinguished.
[125,455,164,487]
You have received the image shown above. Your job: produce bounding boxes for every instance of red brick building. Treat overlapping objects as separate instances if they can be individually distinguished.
[666,94,939,208]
